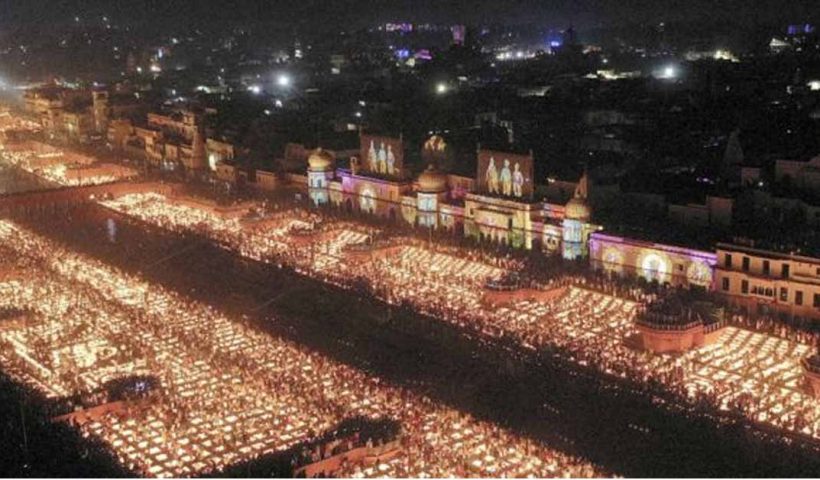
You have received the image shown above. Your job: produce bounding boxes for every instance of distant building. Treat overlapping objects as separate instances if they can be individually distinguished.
[132,109,209,172]
[716,242,820,320]
[25,86,140,143]
[667,196,733,228]
[302,135,596,255]
[205,138,236,171]
[776,155,820,193]
[721,129,744,185]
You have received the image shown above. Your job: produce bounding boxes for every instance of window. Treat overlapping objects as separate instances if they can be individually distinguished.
[722,277,730,291]
[741,280,749,294]
[782,264,790,279]
[762,260,770,275]
[796,291,803,306]
[815,294,820,309]
[742,257,750,272]
[725,254,733,268]
[780,288,788,302]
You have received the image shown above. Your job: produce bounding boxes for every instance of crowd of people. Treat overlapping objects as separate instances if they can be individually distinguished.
[0,219,603,478]
[97,191,820,444]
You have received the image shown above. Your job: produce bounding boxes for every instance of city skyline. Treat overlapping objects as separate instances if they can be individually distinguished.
[1,0,819,30]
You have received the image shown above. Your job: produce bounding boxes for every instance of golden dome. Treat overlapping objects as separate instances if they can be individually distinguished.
[565,195,591,221]
[307,148,334,172]
[417,165,448,193]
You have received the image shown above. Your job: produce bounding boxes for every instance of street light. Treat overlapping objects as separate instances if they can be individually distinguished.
[435,82,448,95]
[276,74,291,87]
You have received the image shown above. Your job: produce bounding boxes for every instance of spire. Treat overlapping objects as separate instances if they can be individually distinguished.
[575,169,589,200]
[723,128,744,167]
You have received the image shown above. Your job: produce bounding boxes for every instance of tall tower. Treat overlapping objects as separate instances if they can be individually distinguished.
[307,148,335,205]
[92,91,109,134]
[191,126,206,171]
[562,171,592,260]
[416,164,448,228]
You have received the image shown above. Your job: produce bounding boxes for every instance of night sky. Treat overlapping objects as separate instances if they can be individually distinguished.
[0,0,818,30]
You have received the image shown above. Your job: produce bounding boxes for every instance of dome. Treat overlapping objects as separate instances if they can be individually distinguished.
[417,165,448,193]
[565,195,591,221]
[565,171,591,221]
[308,148,334,172]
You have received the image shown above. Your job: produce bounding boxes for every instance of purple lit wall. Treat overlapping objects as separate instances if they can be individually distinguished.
[589,233,718,289]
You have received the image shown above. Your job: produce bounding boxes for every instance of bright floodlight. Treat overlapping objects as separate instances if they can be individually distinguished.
[663,66,676,79]
[436,82,448,95]
[277,74,291,87]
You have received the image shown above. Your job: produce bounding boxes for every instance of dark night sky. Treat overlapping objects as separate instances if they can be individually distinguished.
[0,0,818,30]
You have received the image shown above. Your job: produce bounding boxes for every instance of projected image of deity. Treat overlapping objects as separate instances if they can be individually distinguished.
[361,134,403,176]
[486,157,500,194]
[478,150,533,199]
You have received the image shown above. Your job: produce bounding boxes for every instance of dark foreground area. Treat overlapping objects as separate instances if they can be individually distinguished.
[0,372,131,477]
[3,204,820,478]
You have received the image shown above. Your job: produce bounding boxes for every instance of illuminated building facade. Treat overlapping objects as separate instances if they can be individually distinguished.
[205,138,236,172]
[134,110,208,172]
[307,148,336,205]
[415,165,448,228]
[463,193,538,249]
[303,139,597,254]
[331,164,412,219]
[25,87,140,144]
[562,173,595,260]
[715,243,820,320]
[24,87,69,116]
[589,233,717,289]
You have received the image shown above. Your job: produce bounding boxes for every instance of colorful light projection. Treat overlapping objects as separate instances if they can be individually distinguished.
[687,261,713,288]
[476,149,533,199]
[638,251,671,284]
[422,135,451,170]
[360,134,404,177]
[601,247,624,275]
[360,186,377,213]
[589,233,717,288]
[543,225,562,253]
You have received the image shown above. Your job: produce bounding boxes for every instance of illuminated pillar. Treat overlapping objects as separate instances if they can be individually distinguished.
[562,218,584,260]
[308,170,332,205]
[417,192,439,228]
